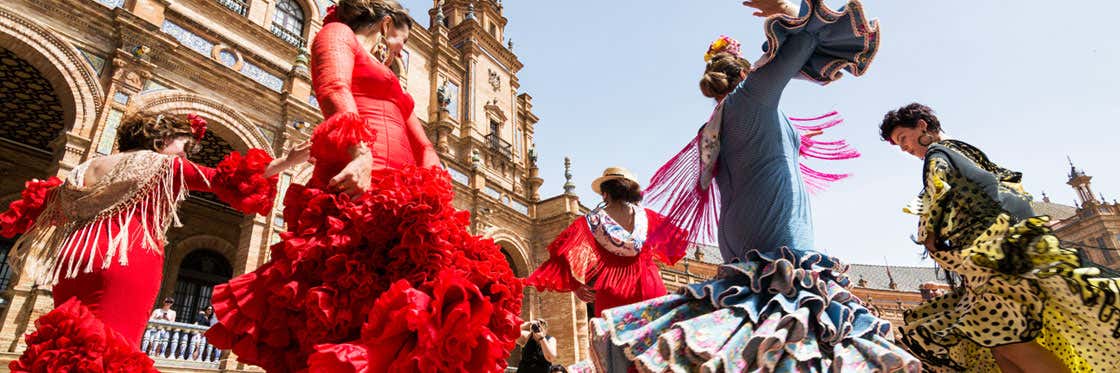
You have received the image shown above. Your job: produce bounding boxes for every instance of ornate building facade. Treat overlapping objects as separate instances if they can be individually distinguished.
[0,0,614,370]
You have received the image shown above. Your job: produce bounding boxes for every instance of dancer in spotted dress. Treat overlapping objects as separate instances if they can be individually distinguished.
[880,102,1120,372]
[587,0,921,371]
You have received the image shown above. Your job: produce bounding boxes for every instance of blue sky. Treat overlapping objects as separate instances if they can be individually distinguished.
[399,0,1120,266]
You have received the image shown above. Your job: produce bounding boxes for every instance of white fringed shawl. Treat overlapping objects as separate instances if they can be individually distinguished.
[10,151,206,285]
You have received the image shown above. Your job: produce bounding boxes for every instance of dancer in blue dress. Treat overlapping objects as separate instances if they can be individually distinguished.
[589,0,921,371]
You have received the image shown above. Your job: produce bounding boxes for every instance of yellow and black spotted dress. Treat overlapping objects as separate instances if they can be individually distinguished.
[899,140,1120,372]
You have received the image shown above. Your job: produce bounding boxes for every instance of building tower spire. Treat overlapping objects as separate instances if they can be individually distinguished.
[1067,156,1100,206]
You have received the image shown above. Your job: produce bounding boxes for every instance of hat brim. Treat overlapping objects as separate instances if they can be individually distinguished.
[591,175,640,194]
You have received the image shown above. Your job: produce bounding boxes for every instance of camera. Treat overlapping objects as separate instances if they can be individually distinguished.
[531,321,541,333]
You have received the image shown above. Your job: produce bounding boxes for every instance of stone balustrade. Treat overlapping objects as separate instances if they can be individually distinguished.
[141,319,224,369]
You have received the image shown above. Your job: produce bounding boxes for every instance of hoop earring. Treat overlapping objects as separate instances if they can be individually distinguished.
[918,132,934,147]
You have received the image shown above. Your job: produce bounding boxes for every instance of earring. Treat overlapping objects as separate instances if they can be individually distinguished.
[918,132,934,147]
[372,34,390,65]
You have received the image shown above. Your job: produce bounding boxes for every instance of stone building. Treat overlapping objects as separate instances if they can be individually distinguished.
[0,0,610,370]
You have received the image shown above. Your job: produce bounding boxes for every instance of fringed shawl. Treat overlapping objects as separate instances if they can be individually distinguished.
[11,151,203,285]
[645,104,859,247]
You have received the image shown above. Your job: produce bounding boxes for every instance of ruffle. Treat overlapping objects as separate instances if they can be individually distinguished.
[9,297,157,373]
[206,166,522,373]
[210,149,278,216]
[900,214,1120,371]
[309,112,378,183]
[756,0,880,85]
[0,177,62,238]
[528,212,685,316]
[591,247,921,372]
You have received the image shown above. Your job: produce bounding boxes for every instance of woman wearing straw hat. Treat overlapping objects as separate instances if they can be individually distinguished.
[527,166,688,317]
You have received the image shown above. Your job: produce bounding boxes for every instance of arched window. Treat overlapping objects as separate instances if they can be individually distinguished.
[272,0,306,47]
[171,250,233,323]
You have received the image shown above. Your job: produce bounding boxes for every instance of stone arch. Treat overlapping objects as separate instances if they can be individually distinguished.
[164,235,236,274]
[0,7,104,138]
[133,90,274,155]
[161,235,237,298]
[485,228,531,278]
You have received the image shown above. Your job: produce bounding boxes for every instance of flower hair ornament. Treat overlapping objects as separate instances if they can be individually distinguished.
[187,113,207,141]
[704,35,743,62]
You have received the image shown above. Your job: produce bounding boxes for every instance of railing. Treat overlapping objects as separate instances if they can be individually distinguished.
[485,133,514,160]
[216,0,249,16]
[270,24,306,48]
[141,320,224,367]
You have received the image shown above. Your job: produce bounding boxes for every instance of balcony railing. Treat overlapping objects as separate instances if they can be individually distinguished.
[141,320,225,368]
[270,24,306,48]
[485,133,514,160]
[216,0,249,16]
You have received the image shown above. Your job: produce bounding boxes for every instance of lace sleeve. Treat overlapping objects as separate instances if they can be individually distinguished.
[311,23,360,115]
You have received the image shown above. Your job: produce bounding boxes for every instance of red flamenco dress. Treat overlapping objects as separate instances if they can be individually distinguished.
[528,205,687,317]
[0,146,279,372]
[204,13,523,373]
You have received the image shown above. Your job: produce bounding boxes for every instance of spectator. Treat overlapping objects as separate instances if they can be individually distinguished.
[195,305,215,326]
[149,297,176,322]
[550,364,569,373]
[192,305,218,360]
[516,319,558,373]
[147,297,176,355]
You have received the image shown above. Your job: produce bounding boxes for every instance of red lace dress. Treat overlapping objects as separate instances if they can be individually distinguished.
[205,20,523,373]
[528,208,687,316]
[0,150,277,372]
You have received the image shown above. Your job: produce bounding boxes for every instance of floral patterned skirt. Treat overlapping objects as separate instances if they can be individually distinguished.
[590,247,921,372]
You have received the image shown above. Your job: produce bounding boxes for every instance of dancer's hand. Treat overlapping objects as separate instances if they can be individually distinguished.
[286,140,311,165]
[575,285,596,303]
[743,0,797,18]
[265,141,311,177]
[330,144,374,197]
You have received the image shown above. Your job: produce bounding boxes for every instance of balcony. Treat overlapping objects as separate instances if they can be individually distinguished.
[485,133,514,160]
[216,0,249,16]
[141,320,226,369]
[270,24,306,48]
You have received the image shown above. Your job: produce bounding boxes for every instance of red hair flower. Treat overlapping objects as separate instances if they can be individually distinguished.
[187,113,207,141]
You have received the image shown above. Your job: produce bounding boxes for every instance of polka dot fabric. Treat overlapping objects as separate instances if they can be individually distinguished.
[899,141,1120,372]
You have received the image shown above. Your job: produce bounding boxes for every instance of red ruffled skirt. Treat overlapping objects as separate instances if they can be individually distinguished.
[9,297,157,373]
[206,166,523,372]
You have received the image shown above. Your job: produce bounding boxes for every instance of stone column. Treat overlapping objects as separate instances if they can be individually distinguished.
[233,214,271,275]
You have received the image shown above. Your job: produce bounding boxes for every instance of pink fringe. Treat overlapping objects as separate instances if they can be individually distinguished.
[644,135,720,246]
[793,112,859,194]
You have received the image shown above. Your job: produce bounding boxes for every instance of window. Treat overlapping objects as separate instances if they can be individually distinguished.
[0,238,15,293]
[490,120,501,136]
[272,0,305,46]
[171,250,232,323]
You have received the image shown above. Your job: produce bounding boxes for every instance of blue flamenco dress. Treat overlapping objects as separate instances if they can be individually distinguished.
[589,1,922,371]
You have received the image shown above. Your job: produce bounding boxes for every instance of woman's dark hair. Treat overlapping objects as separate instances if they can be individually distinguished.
[335,0,412,32]
[879,103,942,143]
[549,365,568,373]
[117,111,195,153]
[600,179,643,204]
[700,52,751,98]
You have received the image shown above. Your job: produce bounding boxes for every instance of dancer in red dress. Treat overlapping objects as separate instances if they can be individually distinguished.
[0,110,304,372]
[528,167,688,317]
[204,1,524,372]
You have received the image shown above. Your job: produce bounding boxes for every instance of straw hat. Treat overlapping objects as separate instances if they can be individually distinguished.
[591,166,640,194]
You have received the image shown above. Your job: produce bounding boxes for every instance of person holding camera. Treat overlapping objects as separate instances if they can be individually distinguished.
[516,319,558,373]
